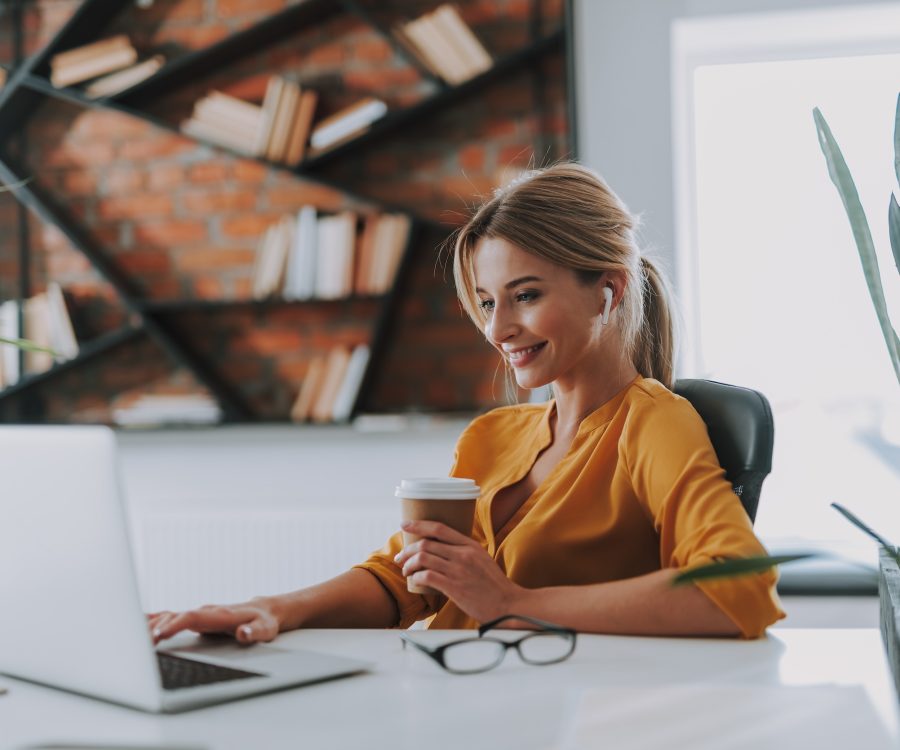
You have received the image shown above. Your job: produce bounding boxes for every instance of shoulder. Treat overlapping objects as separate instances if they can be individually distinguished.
[621,378,708,440]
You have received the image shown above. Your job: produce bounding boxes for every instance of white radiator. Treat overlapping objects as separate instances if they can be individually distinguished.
[131,509,399,612]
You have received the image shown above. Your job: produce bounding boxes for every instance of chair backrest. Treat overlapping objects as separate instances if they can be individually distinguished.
[673,379,774,523]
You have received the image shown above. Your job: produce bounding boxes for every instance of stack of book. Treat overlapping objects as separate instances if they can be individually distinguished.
[393,4,493,85]
[0,282,79,388]
[50,35,162,96]
[251,208,411,301]
[111,393,223,428]
[181,77,318,165]
[290,344,370,423]
[309,97,387,154]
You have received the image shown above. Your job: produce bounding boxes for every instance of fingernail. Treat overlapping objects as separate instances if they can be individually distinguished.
[152,628,161,639]
[240,625,252,638]
[393,552,401,561]
[401,521,413,529]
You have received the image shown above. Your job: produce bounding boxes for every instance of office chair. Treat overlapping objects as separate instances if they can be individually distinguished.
[673,379,774,524]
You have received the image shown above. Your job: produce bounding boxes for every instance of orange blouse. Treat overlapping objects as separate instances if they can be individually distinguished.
[354,377,785,638]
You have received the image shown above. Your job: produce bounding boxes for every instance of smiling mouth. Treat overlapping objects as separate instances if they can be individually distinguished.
[507,342,547,365]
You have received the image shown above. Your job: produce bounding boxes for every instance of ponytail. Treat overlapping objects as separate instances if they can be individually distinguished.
[634,256,675,389]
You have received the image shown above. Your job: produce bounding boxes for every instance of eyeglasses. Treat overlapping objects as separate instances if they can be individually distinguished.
[399,614,577,674]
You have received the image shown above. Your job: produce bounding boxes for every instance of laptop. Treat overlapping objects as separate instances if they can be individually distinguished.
[0,426,370,713]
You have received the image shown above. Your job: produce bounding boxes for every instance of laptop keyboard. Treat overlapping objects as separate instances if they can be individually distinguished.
[157,652,265,691]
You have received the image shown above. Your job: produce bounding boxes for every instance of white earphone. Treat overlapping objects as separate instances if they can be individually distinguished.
[601,286,614,325]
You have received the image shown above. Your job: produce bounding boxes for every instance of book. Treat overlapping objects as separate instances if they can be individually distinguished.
[181,117,257,156]
[0,300,20,386]
[331,344,370,422]
[432,5,492,76]
[50,34,132,70]
[283,205,318,300]
[290,354,327,422]
[23,293,53,375]
[46,282,78,361]
[314,212,356,299]
[392,23,442,78]
[266,79,300,163]
[251,224,278,299]
[285,89,318,166]
[403,14,469,85]
[112,393,222,427]
[253,76,285,157]
[370,214,411,293]
[50,44,138,88]
[252,217,293,299]
[309,98,387,150]
[84,54,165,98]
[310,346,351,423]
[192,91,263,136]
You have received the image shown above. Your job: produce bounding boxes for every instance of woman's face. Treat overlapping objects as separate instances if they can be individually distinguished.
[472,236,607,391]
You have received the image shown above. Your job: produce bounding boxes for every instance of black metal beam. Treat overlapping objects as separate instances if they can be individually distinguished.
[300,29,565,172]
[0,153,254,420]
[115,0,341,106]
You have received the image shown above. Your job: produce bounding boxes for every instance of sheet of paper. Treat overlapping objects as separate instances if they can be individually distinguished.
[558,683,895,750]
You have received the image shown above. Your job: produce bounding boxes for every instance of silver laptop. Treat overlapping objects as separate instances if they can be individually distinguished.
[0,426,369,713]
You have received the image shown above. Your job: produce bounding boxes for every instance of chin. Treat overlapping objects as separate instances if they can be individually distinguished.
[513,370,551,391]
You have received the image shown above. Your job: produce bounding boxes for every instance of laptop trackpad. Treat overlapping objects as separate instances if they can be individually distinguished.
[168,639,294,668]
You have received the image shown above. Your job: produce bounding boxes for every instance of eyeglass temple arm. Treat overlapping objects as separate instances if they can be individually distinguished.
[477,613,575,636]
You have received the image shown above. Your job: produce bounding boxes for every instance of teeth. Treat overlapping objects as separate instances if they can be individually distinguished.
[509,343,544,359]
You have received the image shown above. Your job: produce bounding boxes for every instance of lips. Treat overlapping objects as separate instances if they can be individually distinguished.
[506,342,547,367]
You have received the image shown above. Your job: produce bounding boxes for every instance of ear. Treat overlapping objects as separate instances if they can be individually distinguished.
[598,271,627,316]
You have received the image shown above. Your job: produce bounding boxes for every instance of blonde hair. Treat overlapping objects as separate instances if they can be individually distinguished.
[452,162,676,389]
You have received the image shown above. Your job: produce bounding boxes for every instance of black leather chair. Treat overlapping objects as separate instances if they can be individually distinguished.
[673,379,774,524]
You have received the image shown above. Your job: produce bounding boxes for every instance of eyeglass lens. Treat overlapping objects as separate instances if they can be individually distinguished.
[443,640,506,673]
[517,632,574,664]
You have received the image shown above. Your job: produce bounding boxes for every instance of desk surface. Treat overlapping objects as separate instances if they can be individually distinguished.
[2,628,897,750]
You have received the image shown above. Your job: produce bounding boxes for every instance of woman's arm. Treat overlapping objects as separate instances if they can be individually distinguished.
[149,568,398,645]
[508,569,741,637]
[397,519,742,637]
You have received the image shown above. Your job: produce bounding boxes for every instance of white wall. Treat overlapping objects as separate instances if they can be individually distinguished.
[571,0,899,280]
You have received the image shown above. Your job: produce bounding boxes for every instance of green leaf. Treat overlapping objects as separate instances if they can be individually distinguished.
[814,107,900,387]
[0,336,58,355]
[672,554,816,586]
[831,502,896,550]
[891,193,900,277]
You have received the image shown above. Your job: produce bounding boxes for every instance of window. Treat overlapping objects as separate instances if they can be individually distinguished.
[672,6,900,563]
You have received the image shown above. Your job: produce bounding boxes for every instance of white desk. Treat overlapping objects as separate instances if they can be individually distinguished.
[1,628,897,750]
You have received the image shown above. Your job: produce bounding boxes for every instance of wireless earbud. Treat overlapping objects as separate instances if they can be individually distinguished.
[601,286,614,325]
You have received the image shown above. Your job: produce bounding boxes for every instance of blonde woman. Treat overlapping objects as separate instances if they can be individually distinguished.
[150,163,784,644]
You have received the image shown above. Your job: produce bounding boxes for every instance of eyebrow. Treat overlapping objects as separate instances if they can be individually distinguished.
[475,276,543,294]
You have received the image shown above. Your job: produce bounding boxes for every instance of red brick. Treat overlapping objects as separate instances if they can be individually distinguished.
[458,145,486,172]
[232,160,268,183]
[105,168,144,194]
[119,137,193,161]
[152,25,230,51]
[45,142,116,168]
[99,194,173,220]
[70,110,151,140]
[221,213,281,238]
[215,0,284,18]
[219,73,269,104]
[353,38,393,63]
[142,0,205,22]
[234,329,304,355]
[189,163,228,183]
[147,164,184,191]
[267,184,344,211]
[174,247,256,272]
[192,276,225,298]
[134,221,208,246]
[116,250,172,274]
[306,43,345,66]
[183,189,258,214]
[344,67,420,91]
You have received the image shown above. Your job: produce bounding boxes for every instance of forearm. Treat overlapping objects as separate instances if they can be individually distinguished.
[509,569,741,637]
[262,568,399,631]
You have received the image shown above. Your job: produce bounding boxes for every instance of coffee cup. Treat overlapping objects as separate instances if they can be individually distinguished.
[396,477,480,595]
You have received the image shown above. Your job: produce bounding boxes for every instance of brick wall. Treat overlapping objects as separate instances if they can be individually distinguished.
[0,0,569,422]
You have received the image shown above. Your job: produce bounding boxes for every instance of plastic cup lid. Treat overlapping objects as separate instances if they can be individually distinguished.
[395,477,480,500]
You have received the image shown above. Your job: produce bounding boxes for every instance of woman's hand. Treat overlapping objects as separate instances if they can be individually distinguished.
[147,597,281,646]
[394,520,524,624]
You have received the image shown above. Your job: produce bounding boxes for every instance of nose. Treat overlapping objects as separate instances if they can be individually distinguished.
[485,300,518,345]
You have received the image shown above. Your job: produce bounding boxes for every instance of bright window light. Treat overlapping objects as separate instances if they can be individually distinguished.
[676,21,900,553]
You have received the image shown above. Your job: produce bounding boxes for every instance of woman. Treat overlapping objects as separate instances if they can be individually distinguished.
[150,163,784,645]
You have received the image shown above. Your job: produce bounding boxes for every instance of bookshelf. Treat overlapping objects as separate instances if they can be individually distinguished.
[0,0,571,425]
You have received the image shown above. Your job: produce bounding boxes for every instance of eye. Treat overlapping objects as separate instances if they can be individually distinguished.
[516,290,540,303]
[478,299,495,312]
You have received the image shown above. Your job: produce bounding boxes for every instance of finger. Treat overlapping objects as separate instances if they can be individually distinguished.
[394,537,456,567]
[410,569,452,597]
[234,612,280,644]
[401,549,454,579]
[400,520,475,545]
[153,606,249,642]
[150,612,179,645]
